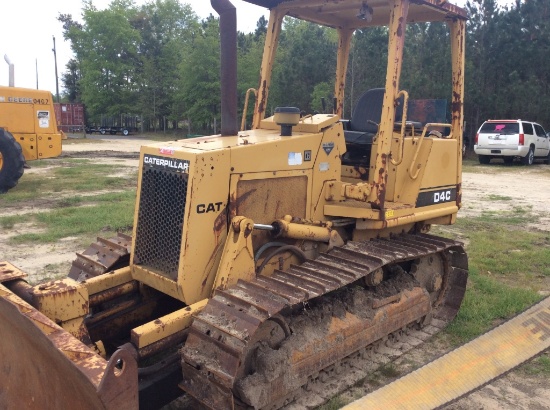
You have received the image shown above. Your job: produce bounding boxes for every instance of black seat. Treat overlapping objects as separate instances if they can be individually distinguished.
[344,88,386,147]
[343,88,397,167]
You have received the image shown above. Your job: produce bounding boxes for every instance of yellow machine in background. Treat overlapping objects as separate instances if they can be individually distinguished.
[0,86,64,193]
[0,0,474,409]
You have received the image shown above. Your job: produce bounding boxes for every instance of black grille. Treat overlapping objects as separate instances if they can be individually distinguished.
[134,168,188,280]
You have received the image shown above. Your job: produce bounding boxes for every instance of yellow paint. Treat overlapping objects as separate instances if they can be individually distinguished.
[0,86,63,162]
[83,267,133,295]
[31,278,89,322]
[131,299,208,348]
[212,217,256,292]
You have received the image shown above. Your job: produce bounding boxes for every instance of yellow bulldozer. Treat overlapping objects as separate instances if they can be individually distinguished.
[0,0,473,408]
[0,85,64,193]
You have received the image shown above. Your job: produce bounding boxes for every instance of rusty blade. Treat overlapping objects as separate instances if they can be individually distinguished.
[0,261,27,283]
[0,283,138,410]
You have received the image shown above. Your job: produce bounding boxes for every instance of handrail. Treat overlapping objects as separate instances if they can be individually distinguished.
[240,88,257,131]
[408,122,452,180]
[390,90,409,166]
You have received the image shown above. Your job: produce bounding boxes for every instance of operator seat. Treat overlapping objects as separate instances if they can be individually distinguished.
[342,88,400,166]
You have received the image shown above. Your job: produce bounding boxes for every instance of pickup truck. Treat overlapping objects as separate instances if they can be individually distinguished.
[474,119,550,165]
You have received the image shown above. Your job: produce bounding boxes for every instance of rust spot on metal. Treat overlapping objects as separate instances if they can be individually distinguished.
[451,91,462,114]
[353,166,369,181]
[213,206,228,246]
[229,188,257,218]
[89,282,138,307]
[374,153,388,208]
[138,329,188,360]
[258,79,268,116]
[73,321,93,345]
[397,17,404,36]
[244,223,253,238]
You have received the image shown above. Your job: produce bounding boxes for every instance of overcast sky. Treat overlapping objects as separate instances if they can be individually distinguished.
[0,0,267,94]
[1,0,511,96]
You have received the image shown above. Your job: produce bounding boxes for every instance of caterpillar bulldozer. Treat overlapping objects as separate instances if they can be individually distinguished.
[0,84,64,193]
[0,0,475,409]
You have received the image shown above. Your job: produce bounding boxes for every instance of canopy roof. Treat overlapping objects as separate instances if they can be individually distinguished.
[243,0,467,29]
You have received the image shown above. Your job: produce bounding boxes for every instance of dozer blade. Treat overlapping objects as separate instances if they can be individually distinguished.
[0,282,138,410]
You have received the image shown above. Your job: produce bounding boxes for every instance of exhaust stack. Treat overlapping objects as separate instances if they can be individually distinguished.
[211,0,238,136]
[4,55,14,87]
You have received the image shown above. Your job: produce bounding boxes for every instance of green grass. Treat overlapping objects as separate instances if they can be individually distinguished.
[522,354,550,376]
[434,206,549,344]
[3,190,135,244]
[318,397,348,410]
[22,158,61,168]
[446,218,550,278]
[0,159,136,203]
[445,267,540,343]
[477,206,536,225]
[486,194,513,201]
[0,158,137,243]
[378,363,401,378]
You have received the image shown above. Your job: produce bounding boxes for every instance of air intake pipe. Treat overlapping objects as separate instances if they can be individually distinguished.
[4,55,14,87]
[211,0,238,136]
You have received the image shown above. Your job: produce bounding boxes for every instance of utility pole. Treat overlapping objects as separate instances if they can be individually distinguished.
[52,36,60,102]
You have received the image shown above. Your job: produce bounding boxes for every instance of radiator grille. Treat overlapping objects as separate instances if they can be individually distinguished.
[134,168,188,280]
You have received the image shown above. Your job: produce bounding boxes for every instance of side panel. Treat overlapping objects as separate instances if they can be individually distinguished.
[12,132,63,161]
[35,133,63,159]
[418,138,459,190]
[387,137,434,205]
[0,102,35,133]
[180,150,231,303]
[388,138,458,205]
[230,171,310,249]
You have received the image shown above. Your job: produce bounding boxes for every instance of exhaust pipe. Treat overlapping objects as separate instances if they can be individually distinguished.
[4,55,14,87]
[211,0,238,136]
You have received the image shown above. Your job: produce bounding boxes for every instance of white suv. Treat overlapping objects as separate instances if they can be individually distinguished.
[474,120,550,165]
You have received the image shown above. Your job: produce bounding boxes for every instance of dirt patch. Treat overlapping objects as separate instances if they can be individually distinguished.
[460,166,550,232]
[62,136,159,153]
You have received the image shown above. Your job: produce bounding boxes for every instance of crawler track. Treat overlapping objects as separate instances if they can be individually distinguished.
[180,233,468,409]
[68,232,132,281]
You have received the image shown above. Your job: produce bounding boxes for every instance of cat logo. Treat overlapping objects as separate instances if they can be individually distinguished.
[197,202,224,214]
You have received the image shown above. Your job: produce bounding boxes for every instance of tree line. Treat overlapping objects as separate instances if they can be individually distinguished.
[59,0,550,137]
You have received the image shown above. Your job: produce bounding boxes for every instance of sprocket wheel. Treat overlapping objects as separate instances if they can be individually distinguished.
[410,252,449,306]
